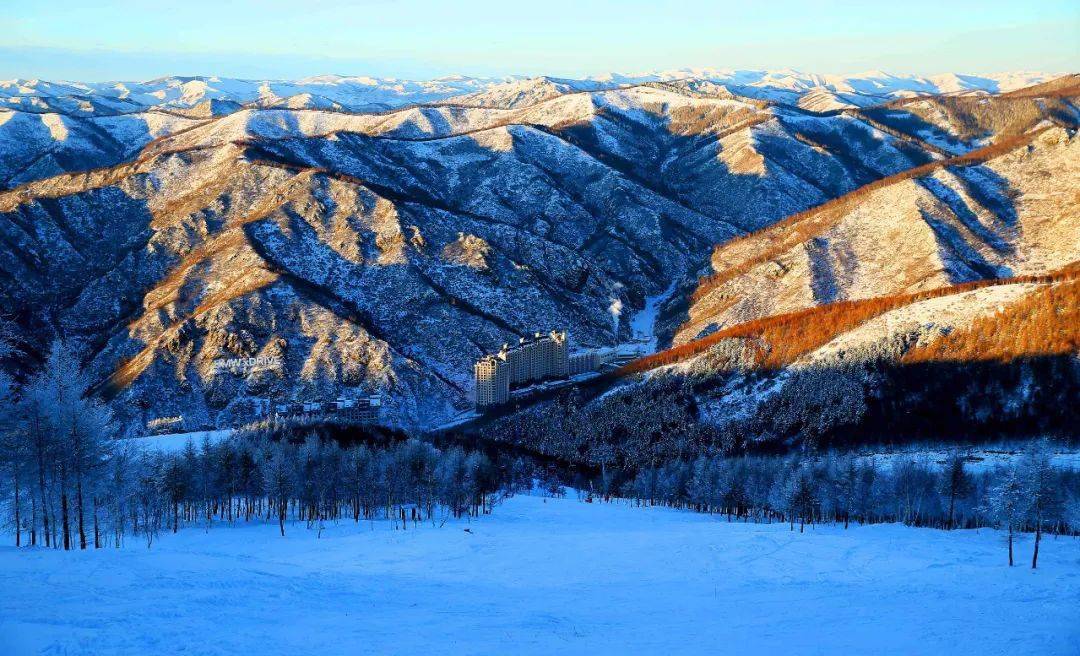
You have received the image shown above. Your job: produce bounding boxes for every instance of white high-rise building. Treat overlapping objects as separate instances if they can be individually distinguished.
[505,331,568,386]
[474,352,510,407]
[474,330,569,408]
[569,351,602,375]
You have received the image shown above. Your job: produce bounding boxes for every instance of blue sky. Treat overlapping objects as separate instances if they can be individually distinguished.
[3,0,1077,81]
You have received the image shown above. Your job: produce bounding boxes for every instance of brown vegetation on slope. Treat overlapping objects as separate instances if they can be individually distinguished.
[136,163,321,318]
[999,74,1080,99]
[922,96,1076,141]
[106,262,282,395]
[903,276,1080,364]
[618,267,1080,378]
[105,165,336,393]
[661,104,767,138]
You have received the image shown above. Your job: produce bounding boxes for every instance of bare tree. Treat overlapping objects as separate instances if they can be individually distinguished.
[0,369,26,545]
[941,452,973,530]
[987,467,1025,566]
[1022,446,1064,569]
[261,442,296,536]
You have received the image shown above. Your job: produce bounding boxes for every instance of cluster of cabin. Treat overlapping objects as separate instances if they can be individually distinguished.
[269,396,383,424]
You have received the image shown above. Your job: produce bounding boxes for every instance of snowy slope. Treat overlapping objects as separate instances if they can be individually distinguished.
[0,494,1076,656]
[124,429,234,453]
[0,74,1073,433]
[678,126,1080,344]
[447,76,612,108]
[0,109,202,188]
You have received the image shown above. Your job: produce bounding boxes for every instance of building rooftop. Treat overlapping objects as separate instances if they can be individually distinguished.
[499,330,567,353]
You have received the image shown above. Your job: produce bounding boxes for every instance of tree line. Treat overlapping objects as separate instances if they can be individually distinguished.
[2,333,1076,570]
[620,267,1079,379]
[572,446,1079,568]
[0,340,523,550]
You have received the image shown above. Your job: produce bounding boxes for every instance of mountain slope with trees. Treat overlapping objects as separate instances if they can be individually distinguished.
[0,74,1076,433]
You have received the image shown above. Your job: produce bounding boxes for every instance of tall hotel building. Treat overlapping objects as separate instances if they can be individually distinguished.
[474,331,568,407]
[474,352,510,406]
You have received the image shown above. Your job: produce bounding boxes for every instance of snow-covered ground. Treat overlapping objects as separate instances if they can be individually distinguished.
[122,428,234,454]
[630,280,679,353]
[1,494,1077,655]
[853,443,1080,473]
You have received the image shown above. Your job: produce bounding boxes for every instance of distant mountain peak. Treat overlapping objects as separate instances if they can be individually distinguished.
[2,70,1063,114]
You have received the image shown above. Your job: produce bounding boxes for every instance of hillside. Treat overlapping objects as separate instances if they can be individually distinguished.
[3,70,1056,115]
[676,123,1079,345]
[474,266,1078,469]
[2,71,1066,190]
[0,74,1076,433]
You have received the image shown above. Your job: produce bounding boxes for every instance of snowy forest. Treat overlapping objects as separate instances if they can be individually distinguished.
[570,447,1080,568]
[1,332,1077,570]
[482,349,1079,468]
[0,336,520,551]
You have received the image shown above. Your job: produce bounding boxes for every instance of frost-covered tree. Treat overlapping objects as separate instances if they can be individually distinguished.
[789,463,819,533]
[760,366,867,447]
[832,455,859,529]
[103,444,136,548]
[435,447,468,519]
[892,458,938,527]
[158,456,190,534]
[987,466,1026,566]
[1065,489,1080,539]
[611,443,1078,544]
[0,368,28,545]
[1021,446,1064,569]
[135,454,164,548]
[3,411,516,549]
[261,441,297,535]
[940,452,973,530]
[16,340,116,549]
[687,456,718,512]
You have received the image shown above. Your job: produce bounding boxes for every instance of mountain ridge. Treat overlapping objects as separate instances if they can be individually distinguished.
[3,70,1063,116]
[0,74,1075,433]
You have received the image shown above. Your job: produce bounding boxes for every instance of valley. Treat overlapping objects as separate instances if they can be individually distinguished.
[2,73,1076,434]
[3,3,1079,653]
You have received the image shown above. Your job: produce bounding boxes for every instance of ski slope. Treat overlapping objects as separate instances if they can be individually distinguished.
[1,494,1077,655]
[122,428,234,453]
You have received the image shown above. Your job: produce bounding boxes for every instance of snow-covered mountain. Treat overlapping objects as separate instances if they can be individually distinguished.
[677,126,1080,345]
[0,75,508,114]
[0,71,1075,433]
[1,70,1060,115]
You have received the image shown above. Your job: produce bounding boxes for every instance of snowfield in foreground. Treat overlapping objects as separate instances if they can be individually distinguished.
[1,495,1077,655]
